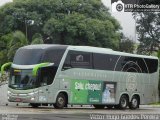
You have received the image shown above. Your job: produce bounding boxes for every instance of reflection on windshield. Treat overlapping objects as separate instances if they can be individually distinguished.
[9,69,37,89]
[9,66,57,90]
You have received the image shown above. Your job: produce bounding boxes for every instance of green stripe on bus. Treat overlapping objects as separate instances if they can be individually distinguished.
[1,62,12,74]
[32,62,50,76]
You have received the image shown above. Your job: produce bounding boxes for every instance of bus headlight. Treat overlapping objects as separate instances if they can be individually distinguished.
[30,97,35,101]
[28,91,38,96]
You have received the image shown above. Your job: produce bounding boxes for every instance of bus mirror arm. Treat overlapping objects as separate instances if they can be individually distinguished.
[32,62,54,76]
[1,62,12,74]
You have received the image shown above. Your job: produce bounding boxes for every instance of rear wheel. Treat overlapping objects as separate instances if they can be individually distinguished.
[54,93,66,109]
[129,96,139,109]
[119,95,129,109]
[30,103,40,108]
[93,105,105,109]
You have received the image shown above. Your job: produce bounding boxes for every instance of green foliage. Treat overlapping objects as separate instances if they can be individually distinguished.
[0,33,13,67]
[158,51,160,59]
[7,31,28,61]
[0,0,121,49]
[31,33,44,44]
[0,0,121,62]
[133,12,160,55]
[158,51,160,97]
[119,39,135,53]
[43,11,120,49]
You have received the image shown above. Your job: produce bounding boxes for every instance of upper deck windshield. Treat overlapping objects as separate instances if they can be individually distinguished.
[13,49,43,65]
[13,45,68,66]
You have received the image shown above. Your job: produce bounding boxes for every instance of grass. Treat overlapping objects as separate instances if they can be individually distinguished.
[149,102,160,105]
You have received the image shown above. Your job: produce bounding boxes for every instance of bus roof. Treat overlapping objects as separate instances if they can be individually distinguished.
[20,44,158,60]
[21,44,68,50]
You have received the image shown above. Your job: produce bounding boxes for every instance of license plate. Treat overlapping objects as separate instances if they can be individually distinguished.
[15,98,21,102]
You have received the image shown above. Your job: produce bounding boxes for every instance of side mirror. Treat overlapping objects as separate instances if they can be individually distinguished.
[1,62,12,74]
[32,62,54,76]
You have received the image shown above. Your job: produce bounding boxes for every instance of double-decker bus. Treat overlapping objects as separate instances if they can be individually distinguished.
[2,44,159,109]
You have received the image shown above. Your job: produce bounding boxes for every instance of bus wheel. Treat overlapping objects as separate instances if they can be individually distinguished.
[30,103,40,108]
[106,105,113,109]
[119,95,129,109]
[54,93,66,109]
[93,105,105,109]
[129,96,139,109]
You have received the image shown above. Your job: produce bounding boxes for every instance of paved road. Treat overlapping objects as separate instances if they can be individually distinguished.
[0,105,160,120]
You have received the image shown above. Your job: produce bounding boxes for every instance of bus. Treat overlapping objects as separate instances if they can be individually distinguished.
[2,44,159,109]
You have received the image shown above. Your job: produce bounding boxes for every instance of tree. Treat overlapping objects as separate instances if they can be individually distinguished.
[7,31,28,61]
[133,12,160,55]
[0,0,121,49]
[0,33,13,67]
[31,33,44,44]
[7,31,44,61]
[157,51,160,97]
[119,39,135,53]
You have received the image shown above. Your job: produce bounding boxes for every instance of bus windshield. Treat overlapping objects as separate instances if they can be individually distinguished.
[13,48,43,65]
[9,69,37,90]
[9,66,57,90]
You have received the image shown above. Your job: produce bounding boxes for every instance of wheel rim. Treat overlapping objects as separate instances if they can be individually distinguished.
[121,98,127,108]
[132,98,138,108]
[58,97,64,106]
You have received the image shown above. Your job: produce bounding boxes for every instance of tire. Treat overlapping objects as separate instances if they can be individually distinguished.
[93,105,105,109]
[129,96,139,109]
[106,105,113,109]
[30,103,40,108]
[54,93,66,109]
[119,95,129,109]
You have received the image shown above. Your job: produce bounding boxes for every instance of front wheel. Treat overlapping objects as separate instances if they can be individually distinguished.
[54,93,66,109]
[129,96,139,109]
[119,95,129,109]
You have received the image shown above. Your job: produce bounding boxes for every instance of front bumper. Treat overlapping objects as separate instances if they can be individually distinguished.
[8,93,38,103]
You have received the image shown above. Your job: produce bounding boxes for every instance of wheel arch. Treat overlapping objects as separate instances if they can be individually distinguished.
[119,93,130,102]
[56,90,69,105]
[130,94,140,104]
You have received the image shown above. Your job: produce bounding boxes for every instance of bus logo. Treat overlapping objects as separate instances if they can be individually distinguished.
[76,55,84,62]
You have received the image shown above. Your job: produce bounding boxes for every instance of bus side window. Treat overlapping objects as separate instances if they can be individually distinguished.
[39,67,56,86]
[62,51,92,70]
[62,54,71,70]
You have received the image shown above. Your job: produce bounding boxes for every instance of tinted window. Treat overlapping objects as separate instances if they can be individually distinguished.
[93,53,119,70]
[38,66,57,86]
[62,51,92,70]
[42,49,65,67]
[115,56,157,73]
[13,49,43,65]
[145,58,158,73]
[14,47,66,66]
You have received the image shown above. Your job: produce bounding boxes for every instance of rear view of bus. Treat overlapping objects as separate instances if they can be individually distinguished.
[7,45,67,108]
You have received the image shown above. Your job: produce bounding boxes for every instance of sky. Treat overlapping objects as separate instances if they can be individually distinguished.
[102,0,136,41]
[0,0,136,41]
[0,0,12,6]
